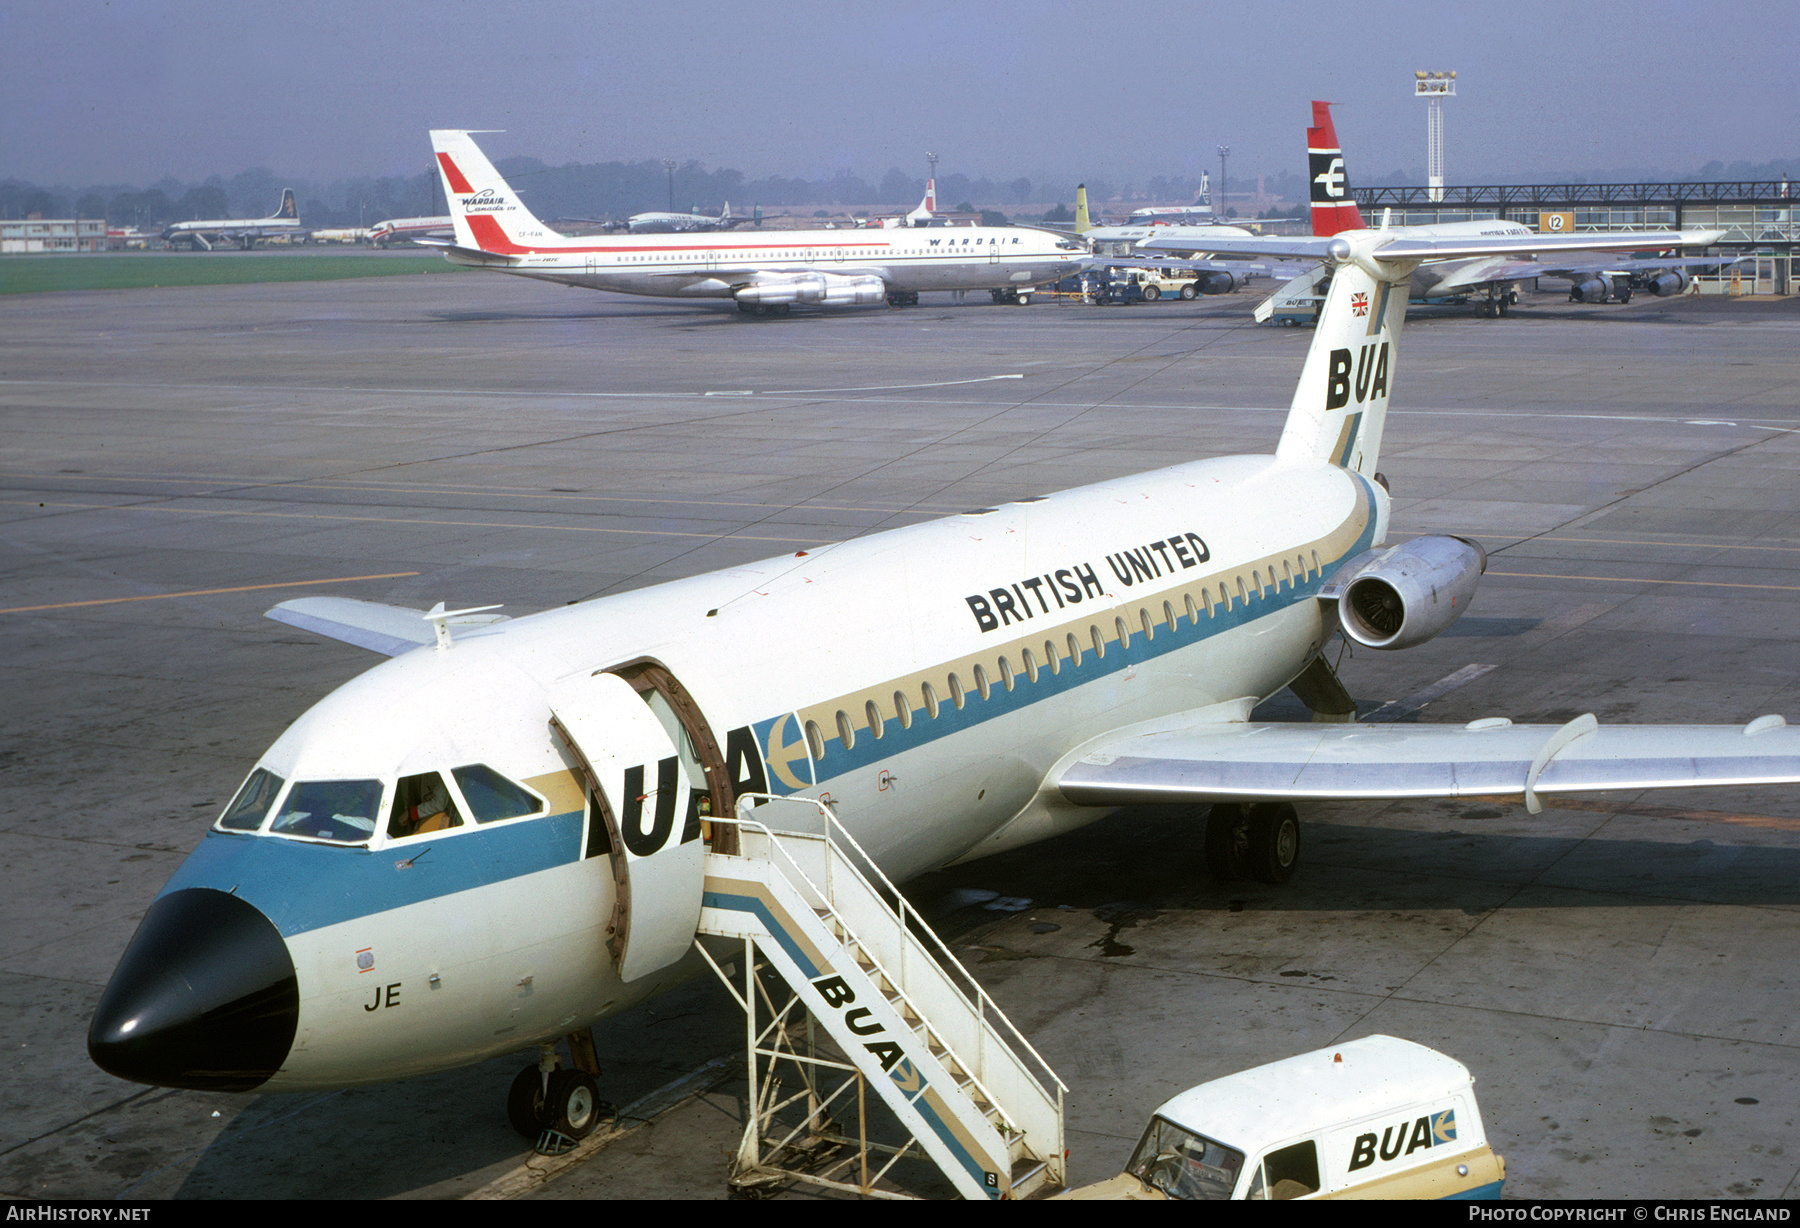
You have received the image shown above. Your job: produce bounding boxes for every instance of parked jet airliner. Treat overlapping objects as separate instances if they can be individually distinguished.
[421,131,1084,311]
[1163,103,1737,317]
[90,224,1798,1148]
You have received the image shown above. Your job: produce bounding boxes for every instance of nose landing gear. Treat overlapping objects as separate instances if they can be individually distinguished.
[507,1034,616,1151]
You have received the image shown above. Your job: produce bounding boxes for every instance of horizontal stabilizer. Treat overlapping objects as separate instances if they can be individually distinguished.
[267,597,509,656]
[413,238,521,265]
[1060,714,1799,812]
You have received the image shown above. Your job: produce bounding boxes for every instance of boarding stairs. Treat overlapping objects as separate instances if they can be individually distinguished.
[695,796,1066,1200]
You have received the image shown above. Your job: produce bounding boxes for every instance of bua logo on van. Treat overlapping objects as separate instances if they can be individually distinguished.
[1347,1108,1457,1172]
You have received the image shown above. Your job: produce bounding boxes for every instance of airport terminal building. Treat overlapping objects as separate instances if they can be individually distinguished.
[0,217,106,254]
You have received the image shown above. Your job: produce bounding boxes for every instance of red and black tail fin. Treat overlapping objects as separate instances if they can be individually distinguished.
[1308,102,1365,237]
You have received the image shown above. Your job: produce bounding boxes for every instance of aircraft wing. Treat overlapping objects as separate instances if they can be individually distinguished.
[1429,251,1748,292]
[266,597,509,657]
[1080,255,1285,276]
[1059,713,1799,814]
[1145,230,1725,263]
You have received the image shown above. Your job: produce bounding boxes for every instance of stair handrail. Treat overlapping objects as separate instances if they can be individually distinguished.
[723,794,1068,1104]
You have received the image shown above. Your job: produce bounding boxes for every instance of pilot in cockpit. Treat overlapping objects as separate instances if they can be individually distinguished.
[388,771,463,839]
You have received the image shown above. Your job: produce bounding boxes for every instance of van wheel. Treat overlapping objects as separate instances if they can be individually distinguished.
[1180,285,1197,300]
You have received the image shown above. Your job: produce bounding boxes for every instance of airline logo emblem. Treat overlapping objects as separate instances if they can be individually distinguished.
[1351,291,1369,317]
[459,188,512,214]
[1311,154,1347,200]
[1348,1109,1457,1172]
[1326,343,1390,411]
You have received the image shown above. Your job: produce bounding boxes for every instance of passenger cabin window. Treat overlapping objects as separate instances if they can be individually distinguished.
[270,779,383,844]
[219,767,284,831]
[389,771,463,839]
[452,764,544,823]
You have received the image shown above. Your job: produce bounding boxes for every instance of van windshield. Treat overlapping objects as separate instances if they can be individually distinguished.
[1126,1116,1244,1200]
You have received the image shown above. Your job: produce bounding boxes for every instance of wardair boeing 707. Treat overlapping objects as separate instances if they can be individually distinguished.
[421,130,1084,311]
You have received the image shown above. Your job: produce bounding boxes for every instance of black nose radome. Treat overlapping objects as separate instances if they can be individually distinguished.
[89,887,298,1092]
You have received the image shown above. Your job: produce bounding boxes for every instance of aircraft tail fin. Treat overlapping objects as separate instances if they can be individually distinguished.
[906,178,937,224]
[429,130,554,255]
[1308,102,1365,237]
[1276,247,1410,477]
[1074,184,1091,234]
[274,189,298,221]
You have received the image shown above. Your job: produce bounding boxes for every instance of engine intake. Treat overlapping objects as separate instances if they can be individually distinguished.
[1196,270,1239,295]
[1644,269,1690,297]
[1569,277,1610,304]
[1335,535,1486,650]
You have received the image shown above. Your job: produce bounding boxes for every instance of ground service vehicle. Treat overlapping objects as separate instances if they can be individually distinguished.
[1064,1036,1504,1200]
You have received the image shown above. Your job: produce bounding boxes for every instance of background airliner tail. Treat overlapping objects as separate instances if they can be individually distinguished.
[1276,253,1409,477]
[1074,184,1091,233]
[274,189,298,221]
[429,130,552,253]
[1308,102,1366,237]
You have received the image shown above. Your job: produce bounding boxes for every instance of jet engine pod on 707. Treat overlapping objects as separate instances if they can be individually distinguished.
[1334,535,1486,651]
[734,273,887,307]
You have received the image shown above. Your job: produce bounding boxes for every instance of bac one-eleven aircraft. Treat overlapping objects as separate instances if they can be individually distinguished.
[90,226,1799,1143]
[420,130,1085,311]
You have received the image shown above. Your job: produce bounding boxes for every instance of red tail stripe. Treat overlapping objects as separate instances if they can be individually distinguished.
[466,214,528,254]
[437,152,475,196]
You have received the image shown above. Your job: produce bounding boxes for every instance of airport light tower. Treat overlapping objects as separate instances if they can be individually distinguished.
[1414,70,1456,202]
[1217,145,1229,218]
[664,159,677,211]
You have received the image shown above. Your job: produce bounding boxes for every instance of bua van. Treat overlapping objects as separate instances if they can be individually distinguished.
[1065,1036,1504,1201]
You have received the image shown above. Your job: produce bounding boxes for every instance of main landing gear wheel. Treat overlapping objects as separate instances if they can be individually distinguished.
[1245,802,1300,885]
[1204,803,1249,880]
[1205,802,1300,883]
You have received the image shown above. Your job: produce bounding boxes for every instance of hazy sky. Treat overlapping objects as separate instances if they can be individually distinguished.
[5,0,1795,191]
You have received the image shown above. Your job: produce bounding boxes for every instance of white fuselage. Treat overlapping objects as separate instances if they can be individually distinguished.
[447,222,1086,299]
[151,451,1382,1090]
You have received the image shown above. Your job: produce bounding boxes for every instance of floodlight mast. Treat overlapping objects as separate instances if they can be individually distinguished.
[1414,71,1456,202]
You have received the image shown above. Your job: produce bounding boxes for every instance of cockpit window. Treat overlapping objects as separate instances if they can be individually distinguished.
[218,768,284,831]
[389,772,463,839]
[451,764,545,824]
[269,779,382,844]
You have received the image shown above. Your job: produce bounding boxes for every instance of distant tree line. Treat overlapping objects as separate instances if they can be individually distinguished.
[3,153,1791,225]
